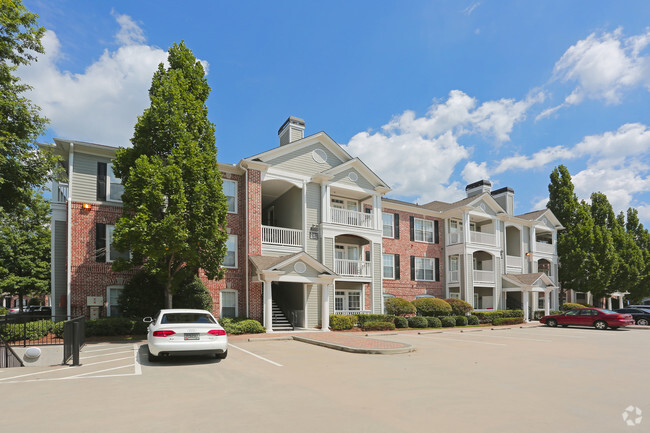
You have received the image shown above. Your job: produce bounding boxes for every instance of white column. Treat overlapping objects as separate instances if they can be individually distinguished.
[544,291,550,316]
[263,280,273,332]
[373,194,381,230]
[321,283,332,331]
[321,183,328,224]
[462,211,471,243]
[607,297,612,310]
[619,295,624,308]
[522,290,530,322]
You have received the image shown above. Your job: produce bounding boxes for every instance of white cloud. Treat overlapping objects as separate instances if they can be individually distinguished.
[572,166,650,212]
[461,161,489,183]
[17,12,209,147]
[462,2,480,16]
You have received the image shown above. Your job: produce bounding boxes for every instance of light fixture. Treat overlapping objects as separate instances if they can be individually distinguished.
[82,203,92,210]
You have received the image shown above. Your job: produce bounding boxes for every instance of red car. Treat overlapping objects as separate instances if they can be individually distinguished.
[540,308,635,330]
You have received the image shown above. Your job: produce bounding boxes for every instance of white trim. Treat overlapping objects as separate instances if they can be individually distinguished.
[106,285,124,317]
[382,212,395,238]
[106,163,123,203]
[414,257,435,281]
[220,289,238,318]
[223,234,238,269]
[382,254,395,279]
[413,217,435,243]
[223,179,238,214]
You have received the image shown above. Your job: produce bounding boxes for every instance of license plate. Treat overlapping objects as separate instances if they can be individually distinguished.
[184,333,199,340]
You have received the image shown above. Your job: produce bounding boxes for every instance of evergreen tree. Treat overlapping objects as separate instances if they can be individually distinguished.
[112,42,228,309]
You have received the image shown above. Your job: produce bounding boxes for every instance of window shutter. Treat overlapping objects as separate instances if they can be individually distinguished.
[410,256,415,280]
[97,162,107,201]
[365,251,370,262]
[435,258,440,282]
[364,207,371,214]
[395,254,400,280]
[96,223,106,262]
[394,213,400,239]
[434,220,439,243]
[410,216,414,241]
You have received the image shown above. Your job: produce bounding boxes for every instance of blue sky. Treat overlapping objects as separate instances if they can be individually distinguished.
[19,0,650,223]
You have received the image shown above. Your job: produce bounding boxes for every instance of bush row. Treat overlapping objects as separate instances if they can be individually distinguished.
[218,317,266,334]
[533,310,563,320]
[0,320,53,341]
[330,314,483,330]
[85,318,148,337]
[472,310,524,324]
[492,317,524,326]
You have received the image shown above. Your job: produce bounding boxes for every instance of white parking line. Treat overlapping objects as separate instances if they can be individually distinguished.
[81,350,133,360]
[0,356,133,382]
[229,344,283,367]
[81,346,125,353]
[476,334,552,342]
[69,364,133,378]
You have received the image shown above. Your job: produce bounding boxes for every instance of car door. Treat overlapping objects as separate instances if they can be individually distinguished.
[575,309,597,325]
[560,310,580,325]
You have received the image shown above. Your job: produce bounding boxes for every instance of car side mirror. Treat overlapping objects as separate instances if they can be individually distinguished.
[143,317,153,323]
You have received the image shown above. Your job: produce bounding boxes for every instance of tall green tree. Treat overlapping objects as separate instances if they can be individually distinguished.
[0,190,51,309]
[0,0,58,211]
[112,42,228,308]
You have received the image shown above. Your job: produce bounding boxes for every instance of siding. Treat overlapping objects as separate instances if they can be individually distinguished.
[54,220,68,317]
[306,284,322,328]
[278,263,321,278]
[330,168,376,191]
[323,237,334,269]
[305,182,321,259]
[466,253,474,304]
[71,153,112,202]
[266,142,343,176]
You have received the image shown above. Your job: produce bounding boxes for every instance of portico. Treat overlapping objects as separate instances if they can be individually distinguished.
[502,273,557,322]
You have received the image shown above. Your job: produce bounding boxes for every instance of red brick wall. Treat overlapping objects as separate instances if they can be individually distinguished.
[381,207,444,301]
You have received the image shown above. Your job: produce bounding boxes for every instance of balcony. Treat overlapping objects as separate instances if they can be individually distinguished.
[506,255,523,268]
[335,259,371,277]
[334,310,372,315]
[448,270,460,283]
[469,231,496,246]
[262,226,303,247]
[330,208,375,229]
[536,242,554,254]
[448,232,463,245]
[473,270,495,283]
[54,182,69,203]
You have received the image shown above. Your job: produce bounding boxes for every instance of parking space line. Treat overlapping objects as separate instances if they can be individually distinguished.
[69,364,133,378]
[81,350,133,360]
[82,346,125,353]
[134,344,142,375]
[475,334,552,342]
[230,344,283,367]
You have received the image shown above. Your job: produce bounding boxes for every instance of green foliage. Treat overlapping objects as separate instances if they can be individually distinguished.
[173,276,213,311]
[394,316,408,328]
[472,310,523,324]
[85,318,148,337]
[384,297,416,316]
[112,41,228,308]
[534,310,563,320]
[0,319,50,341]
[493,317,524,326]
[560,302,587,311]
[218,317,265,334]
[360,321,395,331]
[440,316,456,327]
[356,314,395,327]
[118,271,165,318]
[426,316,442,328]
[467,315,479,325]
[445,298,473,315]
[0,307,8,315]
[411,298,452,317]
[454,316,468,326]
[407,316,428,328]
[329,314,358,331]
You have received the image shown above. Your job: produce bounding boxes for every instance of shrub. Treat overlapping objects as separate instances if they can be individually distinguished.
[0,320,51,341]
[445,298,473,316]
[502,310,524,318]
[394,316,409,328]
[467,315,479,325]
[561,302,587,311]
[426,316,442,328]
[407,316,428,328]
[472,310,524,324]
[411,298,452,317]
[534,310,563,320]
[85,317,147,337]
[118,271,165,318]
[356,314,395,327]
[493,317,524,326]
[440,316,456,327]
[0,307,8,315]
[218,317,265,334]
[361,321,395,331]
[329,315,357,331]
[385,297,417,316]
[174,276,213,311]
[455,316,468,326]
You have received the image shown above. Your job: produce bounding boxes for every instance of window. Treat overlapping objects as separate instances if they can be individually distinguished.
[382,213,394,238]
[414,218,434,243]
[106,225,129,262]
[220,290,237,318]
[415,257,434,281]
[223,235,237,268]
[383,254,395,279]
[449,290,461,299]
[107,286,123,317]
[223,179,237,213]
[107,163,124,202]
[538,294,545,309]
[335,290,362,311]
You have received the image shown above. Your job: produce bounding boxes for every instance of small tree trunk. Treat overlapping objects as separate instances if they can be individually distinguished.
[164,286,173,309]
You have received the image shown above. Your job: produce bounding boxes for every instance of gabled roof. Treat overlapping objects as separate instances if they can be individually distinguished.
[422,193,505,215]
[320,157,390,190]
[249,252,335,275]
[517,209,564,230]
[503,272,556,287]
[242,131,352,165]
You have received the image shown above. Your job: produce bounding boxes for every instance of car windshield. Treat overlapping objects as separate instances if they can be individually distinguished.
[160,313,216,324]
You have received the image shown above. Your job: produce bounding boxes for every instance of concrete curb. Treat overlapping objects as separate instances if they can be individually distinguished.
[247,336,293,342]
[292,336,415,355]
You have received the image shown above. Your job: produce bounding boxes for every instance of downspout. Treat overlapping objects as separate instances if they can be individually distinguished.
[66,142,74,319]
[245,166,249,317]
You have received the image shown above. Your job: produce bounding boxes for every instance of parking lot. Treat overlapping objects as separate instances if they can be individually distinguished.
[1,326,648,433]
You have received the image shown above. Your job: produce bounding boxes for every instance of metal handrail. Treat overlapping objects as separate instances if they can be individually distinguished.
[0,336,24,368]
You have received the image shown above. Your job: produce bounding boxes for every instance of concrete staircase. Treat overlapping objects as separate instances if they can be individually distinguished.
[271,300,293,331]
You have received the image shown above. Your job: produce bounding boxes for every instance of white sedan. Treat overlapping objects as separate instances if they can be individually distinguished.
[144,309,228,362]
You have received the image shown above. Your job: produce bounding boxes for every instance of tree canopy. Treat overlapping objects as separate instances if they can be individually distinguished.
[112,42,228,308]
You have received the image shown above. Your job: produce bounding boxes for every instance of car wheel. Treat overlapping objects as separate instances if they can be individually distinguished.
[594,320,608,330]
[215,350,228,360]
[547,319,557,327]
[637,318,649,326]
[147,347,158,363]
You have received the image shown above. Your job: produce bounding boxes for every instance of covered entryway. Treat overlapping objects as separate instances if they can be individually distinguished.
[502,273,557,322]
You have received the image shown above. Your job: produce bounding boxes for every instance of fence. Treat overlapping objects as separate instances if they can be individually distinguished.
[63,317,85,366]
[0,336,23,368]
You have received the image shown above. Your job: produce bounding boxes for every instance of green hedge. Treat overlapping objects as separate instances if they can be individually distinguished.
[560,302,588,311]
[385,297,417,316]
[85,318,148,337]
[467,315,479,325]
[411,298,452,317]
[0,320,52,341]
[426,316,442,328]
[361,321,396,331]
[218,317,266,334]
[0,307,8,315]
[493,317,524,326]
[445,298,473,315]
[408,316,428,328]
[454,316,468,326]
[440,316,456,327]
[534,310,563,320]
[394,316,409,328]
[356,314,395,327]
[472,310,524,324]
[329,314,358,331]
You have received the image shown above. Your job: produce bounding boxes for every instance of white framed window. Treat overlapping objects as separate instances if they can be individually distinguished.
[223,235,237,268]
[220,290,237,318]
[223,179,237,213]
[331,197,358,211]
[335,290,362,311]
[382,213,394,238]
[414,218,434,243]
[449,290,461,299]
[106,225,129,262]
[383,254,395,279]
[415,257,434,281]
[106,285,124,317]
[538,294,545,309]
[107,163,124,202]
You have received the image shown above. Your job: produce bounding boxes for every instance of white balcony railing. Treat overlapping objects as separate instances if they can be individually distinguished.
[330,208,374,229]
[55,183,69,203]
[448,232,463,245]
[473,270,495,283]
[334,310,372,315]
[448,270,460,283]
[261,226,303,247]
[470,231,496,246]
[506,255,523,268]
[335,259,372,277]
[536,242,554,254]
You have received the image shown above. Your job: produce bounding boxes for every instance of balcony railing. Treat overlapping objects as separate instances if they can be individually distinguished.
[448,270,460,283]
[335,259,372,277]
[261,226,303,247]
[473,270,495,283]
[448,232,463,245]
[470,231,496,246]
[330,208,374,229]
[334,310,372,316]
[506,255,523,268]
[55,183,69,203]
[536,242,554,254]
